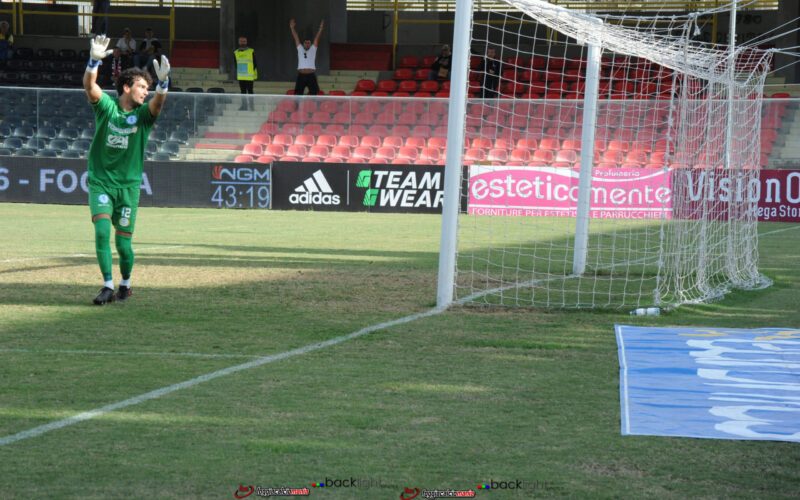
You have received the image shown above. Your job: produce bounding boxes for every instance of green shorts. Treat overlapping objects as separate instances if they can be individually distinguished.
[89,184,140,234]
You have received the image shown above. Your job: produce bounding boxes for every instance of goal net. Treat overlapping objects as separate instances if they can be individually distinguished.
[439,0,774,310]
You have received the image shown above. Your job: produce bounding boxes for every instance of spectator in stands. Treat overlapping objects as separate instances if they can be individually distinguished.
[0,21,13,63]
[146,41,164,87]
[234,36,257,111]
[92,0,110,35]
[100,46,129,88]
[479,47,501,98]
[134,27,159,69]
[116,28,136,67]
[289,18,324,95]
[429,44,452,80]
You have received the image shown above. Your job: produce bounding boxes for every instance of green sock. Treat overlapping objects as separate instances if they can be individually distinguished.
[115,233,134,280]
[94,218,113,282]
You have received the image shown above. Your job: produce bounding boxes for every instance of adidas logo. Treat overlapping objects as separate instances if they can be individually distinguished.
[289,169,341,205]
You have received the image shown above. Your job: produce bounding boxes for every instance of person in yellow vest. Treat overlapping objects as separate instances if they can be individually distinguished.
[234,36,257,110]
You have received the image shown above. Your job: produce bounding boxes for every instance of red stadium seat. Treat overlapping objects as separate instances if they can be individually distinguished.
[348,124,369,137]
[375,146,396,160]
[353,111,375,125]
[393,68,414,80]
[242,143,263,156]
[487,148,508,162]
[398,80,418,92]
[383,136,404,148]
[412,125,433,137]
[625,150,649,165]
[367,125,390,137]
[284,144,307,159]
[414,69,430,80]
[355,79,376,92]
[538,138,560,151]
[258,123,279,135]
[360,135,382,148]
[294,134,316,147]
[606,140,629,152]
[601,150,625,164]
[339,135,360,147]
[257,155,276,163]
[374,111,397,125]
[352,146,375,160]
[532,149,554,164]
[509,148,531,163]
[275,100,296,113]
[396,112,419,126]
[264,144,285,157]
[428,137,447,149]
[399,55,419,68]
[303,123,323,136]
[555,149,578,164]
[251,133,271,146]
[272,134,293,146]
[396,146,419,161]
[316,135,338,147]
[234,154,255,163]
[463,148,486,162]
[419,147,441,164]
[329,145,351,160]
[405,136,427,149]
[419,80,439,93]
[307,145,329,159]
[319,100,340,114]
[471,137,493,150]
[516,138,538,151]
[377,79,398,93]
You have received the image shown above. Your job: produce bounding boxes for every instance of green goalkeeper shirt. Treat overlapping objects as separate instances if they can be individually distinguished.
[88,92,157,189]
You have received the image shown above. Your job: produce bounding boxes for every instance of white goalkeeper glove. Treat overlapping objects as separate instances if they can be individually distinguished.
[87,35,112,73]
[152,55,171,94]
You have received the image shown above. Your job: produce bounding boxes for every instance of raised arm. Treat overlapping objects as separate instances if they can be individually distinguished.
[313,19,324,47]
[148,55,170,117]
[289,19,300,47]
[84,35,112,104]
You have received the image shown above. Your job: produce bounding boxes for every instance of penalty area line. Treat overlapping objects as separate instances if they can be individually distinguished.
[0,305,447,447]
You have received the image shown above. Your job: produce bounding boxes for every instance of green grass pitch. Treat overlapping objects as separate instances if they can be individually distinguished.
[1,202,799,499]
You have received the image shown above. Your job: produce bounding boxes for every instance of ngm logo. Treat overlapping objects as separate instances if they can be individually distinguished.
[212,165,270,182]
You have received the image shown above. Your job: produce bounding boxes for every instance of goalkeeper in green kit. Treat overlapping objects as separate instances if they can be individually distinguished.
[83,34,170,305]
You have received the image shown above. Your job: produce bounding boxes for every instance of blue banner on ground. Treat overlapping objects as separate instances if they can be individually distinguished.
[615,325,800,442]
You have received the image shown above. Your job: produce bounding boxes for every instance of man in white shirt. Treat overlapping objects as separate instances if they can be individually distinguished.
[289,18,324,95]
[116,28,136,67]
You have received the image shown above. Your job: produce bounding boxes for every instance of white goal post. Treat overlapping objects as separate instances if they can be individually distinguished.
[437,0,774,310]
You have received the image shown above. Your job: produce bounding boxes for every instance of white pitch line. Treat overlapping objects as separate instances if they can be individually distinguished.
[760,225,800,236]
[0,245,185,264]
[0,348,260,359]
[0,305,447,447]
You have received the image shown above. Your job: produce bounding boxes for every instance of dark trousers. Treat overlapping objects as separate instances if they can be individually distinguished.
[238,80,254,110]
[294,72,319,95]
